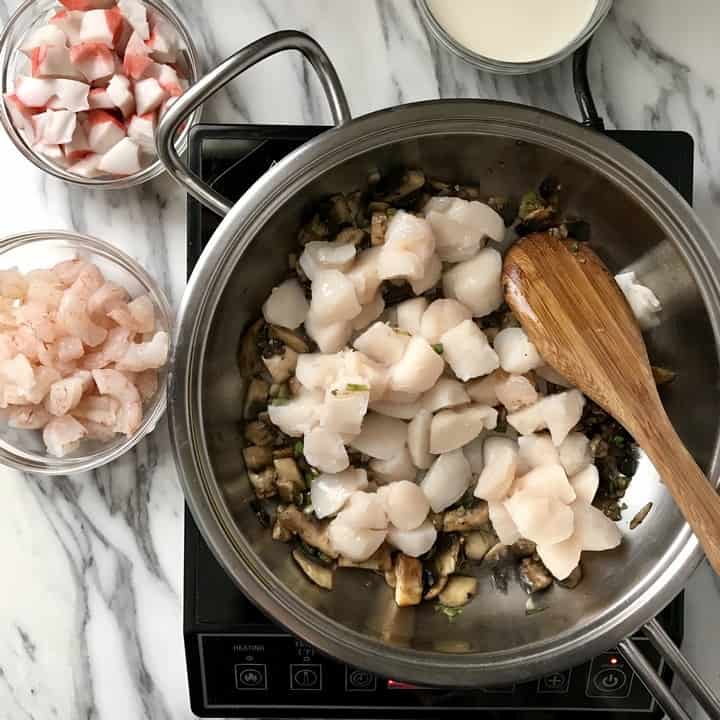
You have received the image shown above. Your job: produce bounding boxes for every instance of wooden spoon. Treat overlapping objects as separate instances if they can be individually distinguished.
[503,232,720,574]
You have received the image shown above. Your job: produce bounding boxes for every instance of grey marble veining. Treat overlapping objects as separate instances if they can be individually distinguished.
[0,1,719,718]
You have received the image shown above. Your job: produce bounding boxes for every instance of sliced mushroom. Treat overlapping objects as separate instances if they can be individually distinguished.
[238,318,264,376]
[338,544,393,572]
[519,554,553,593]
[292,547,334,590]
[511,538,537,558]
[298,212,330,245]
[463,527,496,561]
[433,534,461,576]
[272,520,293,542]
[422,534,461,600]
[243,445,273,471]
[384,567,397,588]
[248,467,277,499]
[442,502,490,532]
[322,194,353,228]
[371,212,388,246]
[335,227,366,246]
[484,542,511,566]
[244,377,270,420]
[270,325,310,354]
[374,169,426,205]
[244,419,275,446]
[274,458,305,504]
[438,575,478,608]
[276,505,338,558]
[557,563,583,589]
[651,365,676,386]
[262,346,299,384]
[394,553,423,607]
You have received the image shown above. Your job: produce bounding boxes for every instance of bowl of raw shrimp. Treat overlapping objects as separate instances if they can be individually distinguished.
[0,230,171,474]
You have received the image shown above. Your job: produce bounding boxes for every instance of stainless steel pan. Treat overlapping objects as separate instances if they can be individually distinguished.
[157,31,720,719]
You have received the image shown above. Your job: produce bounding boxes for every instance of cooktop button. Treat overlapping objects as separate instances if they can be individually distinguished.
[345,667,377,691]
[290,664,323,691]
[234,664,267,690]
[537,669,571,694]
[587,668,630,698]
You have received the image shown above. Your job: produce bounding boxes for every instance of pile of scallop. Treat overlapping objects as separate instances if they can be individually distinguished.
[3,0,188,178]
[0,257,168,457]
[242,172,661,610]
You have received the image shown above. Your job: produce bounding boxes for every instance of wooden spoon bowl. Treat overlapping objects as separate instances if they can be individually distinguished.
[503,232,720,574]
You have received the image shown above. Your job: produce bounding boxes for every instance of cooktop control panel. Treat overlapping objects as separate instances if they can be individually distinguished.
[194,630,664,716]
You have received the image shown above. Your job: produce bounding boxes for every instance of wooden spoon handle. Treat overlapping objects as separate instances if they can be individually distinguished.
[632,408,720,575]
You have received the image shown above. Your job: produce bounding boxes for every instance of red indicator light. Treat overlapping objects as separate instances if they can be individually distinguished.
[387,679,424,690]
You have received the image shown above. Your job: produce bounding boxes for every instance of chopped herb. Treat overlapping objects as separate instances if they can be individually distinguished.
[345,383,369,392]
[331,389,338,396]
[518,190,544,219]
[525,605,548,616]
[525,594,548,615]
[434,604,464,621]
[570,241,580,254]
[432,343,444,354]
[270,397,290,406]
[612,435,625,447]
[276,384,289,399]
[304,471,314,488]
[293,440,304,457]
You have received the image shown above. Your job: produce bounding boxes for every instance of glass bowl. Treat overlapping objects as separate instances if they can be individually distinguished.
[0,230,172,474]
[0,0,202,189]
[417,0,612,75]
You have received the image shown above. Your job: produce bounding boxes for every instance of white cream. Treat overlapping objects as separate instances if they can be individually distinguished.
[427,0,598,64]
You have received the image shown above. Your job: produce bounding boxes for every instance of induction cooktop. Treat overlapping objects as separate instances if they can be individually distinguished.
[184,122,693,718]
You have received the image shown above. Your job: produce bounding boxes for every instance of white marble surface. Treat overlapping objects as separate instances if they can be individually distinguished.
[0,1,719,718]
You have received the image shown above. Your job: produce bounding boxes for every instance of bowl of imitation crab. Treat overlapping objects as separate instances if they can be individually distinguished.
[0,0,201,188]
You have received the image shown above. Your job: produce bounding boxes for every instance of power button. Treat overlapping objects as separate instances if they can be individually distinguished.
[586,654,632,699]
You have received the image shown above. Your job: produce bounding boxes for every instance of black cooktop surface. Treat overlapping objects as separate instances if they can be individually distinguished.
[184,123,693,718]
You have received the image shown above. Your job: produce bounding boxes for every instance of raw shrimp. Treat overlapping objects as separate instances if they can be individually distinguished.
[72,395,120,426]
[92,368,142,435]
[42,414,87,457]
[0,298,17,327]
[45,371,92,416]
[108,294,156,333]
[11,326,46,363]
[8,404,51,429]
[81,326,132,369]
[23,366,62,405]
[0,269,28,299]
[115,331,169,372]
[57,291,107,347]
[133,369,158,402]
[56,335,84,362]
[51,258,88,287]
[87,282,129,320]
[80,419,117,442]
[0,334,17,361]
[14,302,58,343]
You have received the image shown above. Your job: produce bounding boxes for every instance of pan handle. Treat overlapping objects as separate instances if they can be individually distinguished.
[156,30,351,217]
[619,619,720,719]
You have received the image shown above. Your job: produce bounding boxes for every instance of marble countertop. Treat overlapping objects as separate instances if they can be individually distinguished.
[1,1,719,718]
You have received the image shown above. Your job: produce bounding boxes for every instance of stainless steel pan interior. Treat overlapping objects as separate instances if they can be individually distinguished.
[159,31,720,715]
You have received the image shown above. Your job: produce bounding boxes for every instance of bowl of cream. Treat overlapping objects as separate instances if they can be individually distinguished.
[418,0,612,74]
